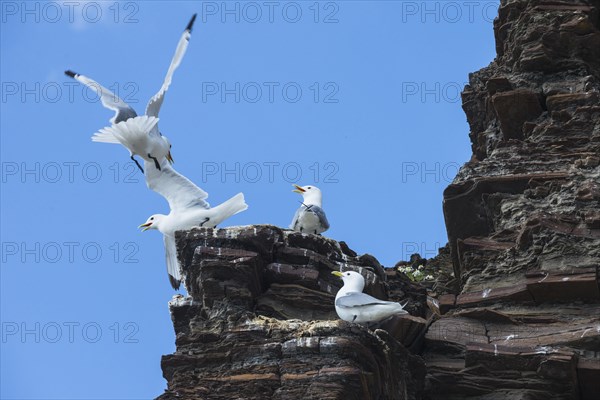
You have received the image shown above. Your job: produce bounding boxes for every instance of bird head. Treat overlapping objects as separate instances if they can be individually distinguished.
[292,184,322,206]
[331,270,365,292]
[162,136,174,164]
[139,214,164,232]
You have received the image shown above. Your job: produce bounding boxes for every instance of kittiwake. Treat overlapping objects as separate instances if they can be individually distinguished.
[331,271,408,324]
[289,184,329,234]
[65,14,197,172]
[139,159,248,290]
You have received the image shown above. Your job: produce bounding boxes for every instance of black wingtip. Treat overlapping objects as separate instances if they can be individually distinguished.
[186,13,197,32]
[64,70,77,78]
[169,275,181,290]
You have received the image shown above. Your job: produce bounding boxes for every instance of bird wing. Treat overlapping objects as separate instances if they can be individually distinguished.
[307,205,330,230]
[289,205,330,231]
[336,292,401,308]
[65,70,137,124]
[145,159,210,212]
[164,234,181,290]
[145,14,197,118]
[289,207,302,230]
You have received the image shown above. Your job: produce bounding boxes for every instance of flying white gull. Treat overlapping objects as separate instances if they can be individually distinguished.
[65,14,197,172]
[289,184,329,234]
[331,271,408,324]
[139,160,248,289]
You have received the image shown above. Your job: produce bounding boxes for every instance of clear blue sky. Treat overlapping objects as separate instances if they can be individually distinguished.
[1,1,499,398]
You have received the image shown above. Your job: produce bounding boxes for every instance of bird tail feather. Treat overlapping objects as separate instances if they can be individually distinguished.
[92,115,159,145]
[211,193,248,225]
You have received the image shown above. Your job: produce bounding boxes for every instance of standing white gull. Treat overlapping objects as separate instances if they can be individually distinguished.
[331,271,408,324]
[289,184,329,234]
[139,160,248,290]
[65,14,197,172]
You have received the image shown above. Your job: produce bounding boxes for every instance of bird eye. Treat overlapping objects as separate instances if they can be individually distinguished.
[170,144,172,148]
[308,186,312,189]
[150,217,154,221]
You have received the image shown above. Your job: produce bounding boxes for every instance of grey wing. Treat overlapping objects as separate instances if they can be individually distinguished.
[145,159,210,212]
[289,207,303,230]
[308,205,330,230]
[145,14,197,118]
[65,70,137,124]
[164,235,181,290]
[336,292,397,308]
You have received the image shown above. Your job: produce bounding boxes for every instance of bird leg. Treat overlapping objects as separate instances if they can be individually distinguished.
[148,154,161,170]
[131,155,144,173]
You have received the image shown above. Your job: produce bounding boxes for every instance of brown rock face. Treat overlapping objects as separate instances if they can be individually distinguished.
[157,226,426,400]
[434,0,600,399]
[158,1,600,399]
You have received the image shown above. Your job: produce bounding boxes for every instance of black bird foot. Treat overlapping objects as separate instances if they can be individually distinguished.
[148,154,161,170]
[199,217,210,227]
[131,156,144,173]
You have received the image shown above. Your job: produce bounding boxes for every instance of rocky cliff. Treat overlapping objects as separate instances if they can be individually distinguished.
[157,226,428,400]
[431,0,600,398]
[157,0,600,399]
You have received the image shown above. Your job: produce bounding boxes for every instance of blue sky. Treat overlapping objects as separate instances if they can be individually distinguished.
[1,1,499,398]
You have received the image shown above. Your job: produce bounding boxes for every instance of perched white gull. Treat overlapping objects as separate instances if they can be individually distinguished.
[65,14,197,172]
[331,271,408,324]
[139,160,248,289]
[289,184,329,234]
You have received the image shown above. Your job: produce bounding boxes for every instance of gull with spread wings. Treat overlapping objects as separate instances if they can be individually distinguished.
[65,14,197,172]
[139,160,248,289]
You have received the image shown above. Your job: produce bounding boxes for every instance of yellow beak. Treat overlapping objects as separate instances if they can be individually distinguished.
[331,271,343,278]
[166,152,174,164]
[292,184,305,194]
[138,222,152,232]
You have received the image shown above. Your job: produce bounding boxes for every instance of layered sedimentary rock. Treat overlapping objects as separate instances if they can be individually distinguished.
[158,1,600,398]
[158,226,427,400]
[431,0,600,398]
